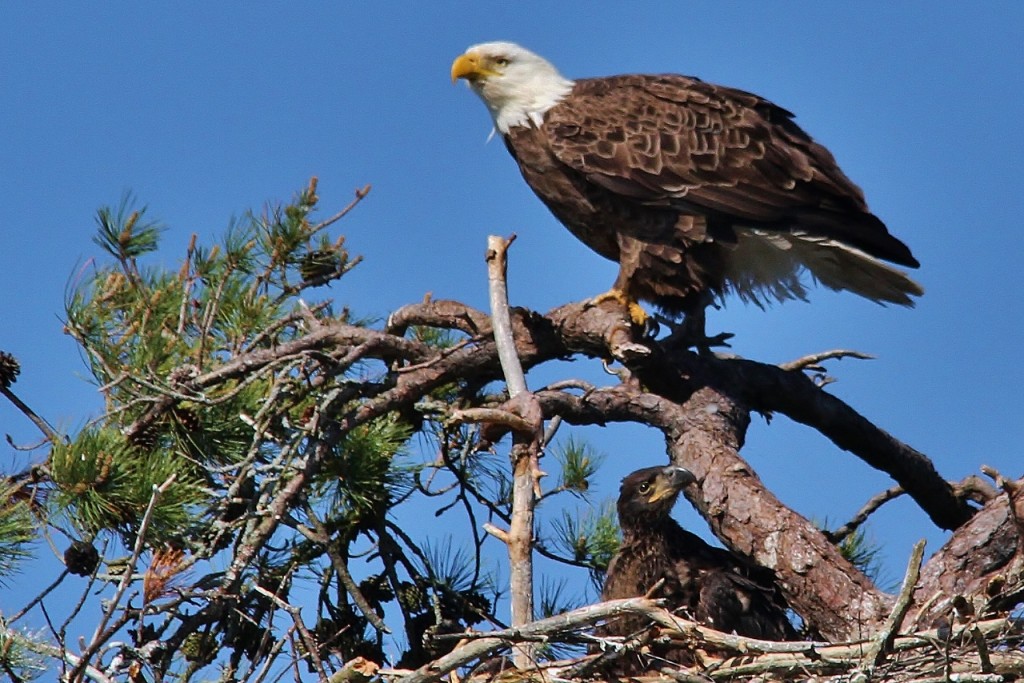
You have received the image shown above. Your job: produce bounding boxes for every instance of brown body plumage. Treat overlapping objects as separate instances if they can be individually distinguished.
[453,43,922,324]
[600,466,796,644]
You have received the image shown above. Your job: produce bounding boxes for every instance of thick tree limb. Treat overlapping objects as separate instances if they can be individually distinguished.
[511,300,973,530]
[909,476,1024,629]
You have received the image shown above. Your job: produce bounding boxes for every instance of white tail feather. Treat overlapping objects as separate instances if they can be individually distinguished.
[724,228,924,308]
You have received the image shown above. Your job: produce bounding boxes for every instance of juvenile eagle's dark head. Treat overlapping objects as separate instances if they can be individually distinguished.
[617,465,696,528]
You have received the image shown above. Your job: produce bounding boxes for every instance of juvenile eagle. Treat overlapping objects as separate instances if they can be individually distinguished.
[600,465,796,642]
[452,42,922,333]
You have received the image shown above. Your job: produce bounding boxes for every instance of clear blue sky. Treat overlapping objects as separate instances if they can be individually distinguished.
[2,0,1022,634]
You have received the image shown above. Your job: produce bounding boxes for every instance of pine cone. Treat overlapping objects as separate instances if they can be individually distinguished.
[461,590,492,626]
[358,573,395,606]
[299,248,346,283]
[171,405,201,432]
[126,421,160,450]
[65,540,100,576]
[0,351,20,389]
[397,581,425,612]
[220,476,256,522]
[181,632,217,663]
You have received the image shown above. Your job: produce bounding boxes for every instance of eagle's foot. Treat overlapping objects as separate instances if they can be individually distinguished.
[588,289,650,329]
[661,309,733,354]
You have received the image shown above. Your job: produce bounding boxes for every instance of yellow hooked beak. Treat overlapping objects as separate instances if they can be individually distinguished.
[451,52,494,83]
[647,466,696,503]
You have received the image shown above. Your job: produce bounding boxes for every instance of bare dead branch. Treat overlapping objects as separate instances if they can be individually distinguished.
[486,235,526,399]
[253,585,328,680]
[825,485,906,544]
[447,407,534,434]
[486,234,539,669]
[862,539,926,668]
[1,385,60,444]
[779,349,875,371]
[394,597,665,683]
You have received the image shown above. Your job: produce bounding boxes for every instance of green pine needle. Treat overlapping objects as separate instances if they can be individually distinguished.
[49,426,205,545]
[549,500,620,584]
[553,437,603,496]
[92,192,165,263]
[0,627,46,680]
[0,481,35,584]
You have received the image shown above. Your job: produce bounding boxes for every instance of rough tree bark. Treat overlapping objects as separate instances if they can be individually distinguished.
[907,474,1024,629]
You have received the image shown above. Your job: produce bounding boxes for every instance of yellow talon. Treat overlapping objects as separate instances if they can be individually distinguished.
[589,289,649,328]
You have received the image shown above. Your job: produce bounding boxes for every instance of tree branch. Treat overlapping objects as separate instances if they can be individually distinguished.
[861,539,926,669]
[825,485,906,544]
[485,234,539,669]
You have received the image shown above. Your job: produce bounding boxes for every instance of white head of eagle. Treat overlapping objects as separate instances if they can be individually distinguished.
[451,41,575,134]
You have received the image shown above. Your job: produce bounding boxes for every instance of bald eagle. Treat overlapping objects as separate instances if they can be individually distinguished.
[600,466,796,645]
[452,42,922,336]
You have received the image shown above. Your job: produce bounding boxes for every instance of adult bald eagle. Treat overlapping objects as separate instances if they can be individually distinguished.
[452,42,922,336]
[600,466,796,644]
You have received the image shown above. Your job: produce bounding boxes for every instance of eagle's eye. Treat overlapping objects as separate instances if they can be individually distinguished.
[493,57,510,67]
[637,481,651,495]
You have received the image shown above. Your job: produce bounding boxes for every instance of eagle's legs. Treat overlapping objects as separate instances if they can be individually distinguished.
[664,293,734,353]
[587,287,650,330]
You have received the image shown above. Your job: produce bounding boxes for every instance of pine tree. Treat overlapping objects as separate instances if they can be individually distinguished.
[0,181,1020,682]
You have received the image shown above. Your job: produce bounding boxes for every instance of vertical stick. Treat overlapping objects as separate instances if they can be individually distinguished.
[485,235,535,668]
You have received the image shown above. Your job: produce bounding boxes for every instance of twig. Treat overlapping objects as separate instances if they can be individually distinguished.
[825,485,906,543]
[295,502,390,634]
[861,538,926,668]
[779,349,875,371]
[310,184,372,233]
[447,407,534,434]
[0,385,60,443]
[395,597,664,683]
[970,621,994,674]
[9,568,70,624]
[253,585,328,680]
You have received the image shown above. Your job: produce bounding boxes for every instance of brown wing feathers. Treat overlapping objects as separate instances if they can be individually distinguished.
[543,75,919,269]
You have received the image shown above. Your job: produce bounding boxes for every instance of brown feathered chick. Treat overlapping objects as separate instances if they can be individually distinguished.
[601,465,796,642]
